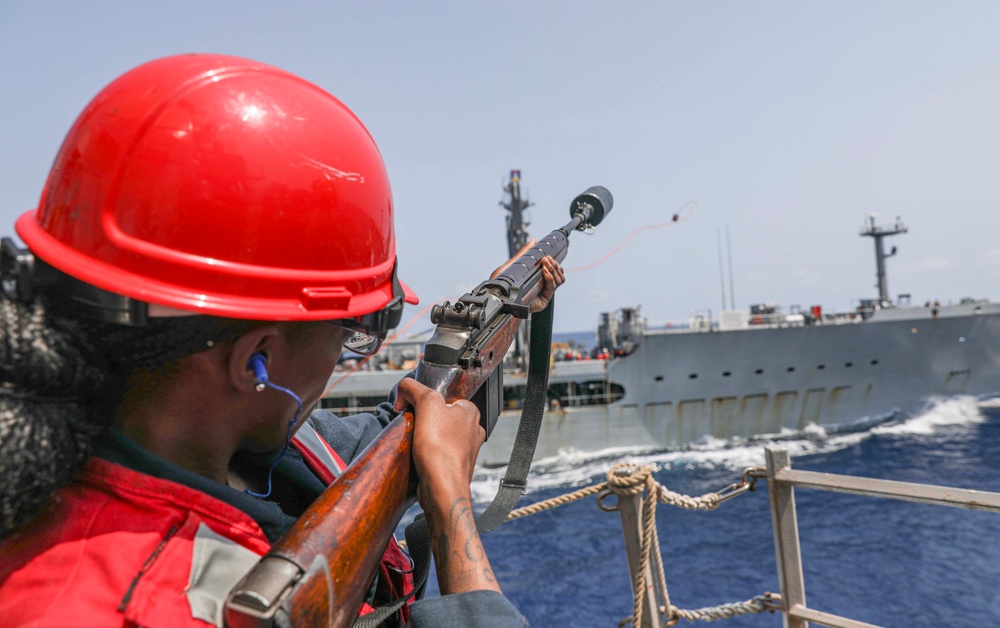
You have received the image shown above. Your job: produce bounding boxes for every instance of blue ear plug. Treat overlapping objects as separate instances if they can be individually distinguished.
[248,352,269,390]
[243,352,303,499]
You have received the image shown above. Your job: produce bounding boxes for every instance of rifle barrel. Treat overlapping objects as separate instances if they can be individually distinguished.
[224,184,613,627]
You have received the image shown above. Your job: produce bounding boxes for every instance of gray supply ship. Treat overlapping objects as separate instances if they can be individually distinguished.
[322,172,1000,466]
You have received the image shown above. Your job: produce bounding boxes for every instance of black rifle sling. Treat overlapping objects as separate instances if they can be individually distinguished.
[352,515,431,628]
[476,297,554,533]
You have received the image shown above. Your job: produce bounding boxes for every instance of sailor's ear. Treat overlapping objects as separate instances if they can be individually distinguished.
[229,324,280,393]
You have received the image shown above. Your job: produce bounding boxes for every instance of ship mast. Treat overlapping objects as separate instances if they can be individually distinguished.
[502,169,532,257]
[501,170,533,368]
[860,214,907,307]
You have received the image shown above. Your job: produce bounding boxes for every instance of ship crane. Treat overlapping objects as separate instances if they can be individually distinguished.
[860,214,907,308]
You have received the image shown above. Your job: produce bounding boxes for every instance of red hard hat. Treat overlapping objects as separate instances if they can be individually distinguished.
[16,53,417,321]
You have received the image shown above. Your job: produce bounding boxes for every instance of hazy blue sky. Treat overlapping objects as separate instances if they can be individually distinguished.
[3,2,1000,333]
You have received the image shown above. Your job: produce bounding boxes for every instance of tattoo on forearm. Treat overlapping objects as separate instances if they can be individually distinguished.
[451,498,483,562]
[426,495,498,591]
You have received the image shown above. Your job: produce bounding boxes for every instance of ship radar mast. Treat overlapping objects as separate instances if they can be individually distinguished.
[501,170,534,368]
[860,214,907,307]
[501,169,534,258]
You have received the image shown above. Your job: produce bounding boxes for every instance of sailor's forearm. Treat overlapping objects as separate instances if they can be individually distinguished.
[420,483,501,595]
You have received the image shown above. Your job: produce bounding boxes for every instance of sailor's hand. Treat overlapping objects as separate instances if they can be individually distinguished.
[530,255,565,313]
[490,239,566,314]
[394,378,484,489]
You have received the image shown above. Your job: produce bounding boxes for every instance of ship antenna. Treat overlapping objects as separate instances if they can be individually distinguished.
[716,227,727,311]
[726,223,736,310]
[860,214,907,307]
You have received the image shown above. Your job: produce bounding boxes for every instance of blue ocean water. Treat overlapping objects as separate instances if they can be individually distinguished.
[425,396,1000,627]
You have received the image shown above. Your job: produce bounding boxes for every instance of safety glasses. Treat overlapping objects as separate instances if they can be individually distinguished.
[332,270,406,356]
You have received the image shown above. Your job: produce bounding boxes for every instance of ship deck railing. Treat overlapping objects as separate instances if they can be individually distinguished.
[763,446,1000,628]
[656,311,867,334]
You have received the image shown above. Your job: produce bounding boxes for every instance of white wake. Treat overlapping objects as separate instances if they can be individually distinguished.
[470,394,997,502]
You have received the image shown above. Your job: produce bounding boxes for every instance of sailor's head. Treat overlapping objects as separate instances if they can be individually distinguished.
[4,53,419,367]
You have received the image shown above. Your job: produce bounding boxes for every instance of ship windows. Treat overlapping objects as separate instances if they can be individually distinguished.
[654,376,664,382]
[723,371,731,377]
[870,359,879,366]
[688,373,699,379]
[845,362,854,368]
[755,368,764,375]
[504,380,625,409]
[817,364,826,370]
[786,367,795,373]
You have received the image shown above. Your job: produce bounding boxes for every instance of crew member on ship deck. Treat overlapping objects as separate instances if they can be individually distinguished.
[0,53,563,626]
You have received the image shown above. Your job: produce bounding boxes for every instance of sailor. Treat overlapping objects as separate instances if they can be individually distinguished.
[0,54,561,626]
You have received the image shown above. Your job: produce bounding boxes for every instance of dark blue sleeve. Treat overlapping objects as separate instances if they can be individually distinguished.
[306,372,414,463]
[408,590,529,627]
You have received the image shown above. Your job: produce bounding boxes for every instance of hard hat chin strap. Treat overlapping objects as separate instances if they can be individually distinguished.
[335,259,406,343]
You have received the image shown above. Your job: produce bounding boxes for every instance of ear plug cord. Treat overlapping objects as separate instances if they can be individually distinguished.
[244,353,304,499]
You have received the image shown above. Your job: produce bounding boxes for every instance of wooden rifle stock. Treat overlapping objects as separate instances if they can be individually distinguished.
[225,186,612,627]
[224,321,527,628]
[226,415,416,627]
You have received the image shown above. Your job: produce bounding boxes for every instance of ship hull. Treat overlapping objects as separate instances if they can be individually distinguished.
[477,302,1000,466]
